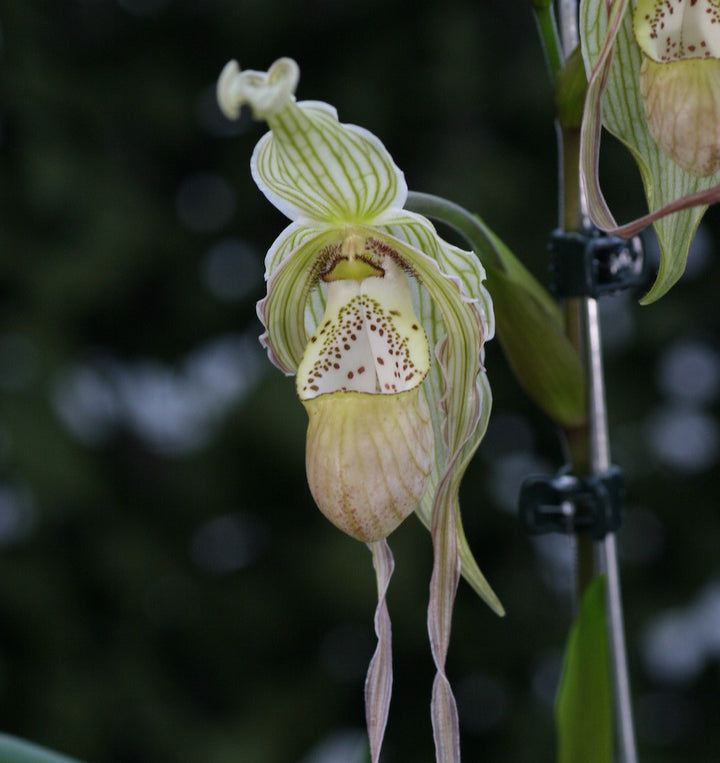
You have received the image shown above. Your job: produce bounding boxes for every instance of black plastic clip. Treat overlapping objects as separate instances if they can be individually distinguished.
[549,227,645,298]
[519,465,625,540]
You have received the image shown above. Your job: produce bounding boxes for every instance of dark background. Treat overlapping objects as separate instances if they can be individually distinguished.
[1,1,719,761]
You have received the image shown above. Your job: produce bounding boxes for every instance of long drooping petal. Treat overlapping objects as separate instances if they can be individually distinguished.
[429,468,461,763]
[365,539,394,763]
[370,211,503,616]
[353,215,497,760]
[579,0,632,233]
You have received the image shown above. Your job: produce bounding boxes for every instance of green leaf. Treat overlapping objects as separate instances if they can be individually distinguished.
[0,734,84,763]
[555,575,613,763]
[579,0,720,302]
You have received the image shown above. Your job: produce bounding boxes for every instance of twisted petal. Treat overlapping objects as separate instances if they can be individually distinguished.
[365,212,499,760]
[372,211,502,615]
[365,539,394,763]
[634,0,720,62]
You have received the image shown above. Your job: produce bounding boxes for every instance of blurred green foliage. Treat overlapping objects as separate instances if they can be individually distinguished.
[0,1,719,762]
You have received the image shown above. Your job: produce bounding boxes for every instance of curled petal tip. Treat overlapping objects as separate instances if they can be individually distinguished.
[216,57,300,121]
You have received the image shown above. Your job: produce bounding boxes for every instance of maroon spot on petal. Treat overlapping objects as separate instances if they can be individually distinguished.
[358,366,365,374]
[347,371,354,379]
[310,385,319,391]
[377,357,384,365]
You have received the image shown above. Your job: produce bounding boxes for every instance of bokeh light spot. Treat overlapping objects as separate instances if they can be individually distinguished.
[201,238,263,302]
[318,624,373,684]
[645,407,719,473]
[457,671,510,734]
[176,172,236,233]
[656,340,720,405]
[189,513,268,574]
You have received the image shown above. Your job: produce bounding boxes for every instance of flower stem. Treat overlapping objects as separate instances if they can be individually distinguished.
[531,1,564,82]
[556,3,638,762]
[405,191,505,271]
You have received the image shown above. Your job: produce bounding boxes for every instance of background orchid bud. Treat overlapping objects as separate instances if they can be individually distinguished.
[634,0,720,177]
[580,0,720,301]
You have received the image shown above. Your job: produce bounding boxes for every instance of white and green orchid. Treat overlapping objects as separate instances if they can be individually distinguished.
[217,57,502,762]
[580,0,720,302]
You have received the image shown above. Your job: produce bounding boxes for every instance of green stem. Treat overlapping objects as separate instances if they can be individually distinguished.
[531,1,564,82]
[405,192,505,271]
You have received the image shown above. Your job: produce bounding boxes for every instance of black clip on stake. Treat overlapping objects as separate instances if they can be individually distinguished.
[549,226,646,298]
[518,226,641,539]
[519,466,625,540]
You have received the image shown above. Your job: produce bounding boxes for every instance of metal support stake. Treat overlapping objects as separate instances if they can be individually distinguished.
[557,3,638,761]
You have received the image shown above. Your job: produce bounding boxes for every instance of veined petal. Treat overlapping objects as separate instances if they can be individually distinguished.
[360,215,498,757]
[369,212,503,615]
[218,58,406,224]
[252,101,407,224]
[257,224,338,374]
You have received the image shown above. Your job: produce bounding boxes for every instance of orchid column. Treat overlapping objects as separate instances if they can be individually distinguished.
[217,58,501,762]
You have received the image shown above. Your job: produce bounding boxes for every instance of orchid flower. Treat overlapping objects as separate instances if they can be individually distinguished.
[580,0,720,302]
[216,58,502,761]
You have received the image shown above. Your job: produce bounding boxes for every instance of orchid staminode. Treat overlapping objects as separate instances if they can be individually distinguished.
[217,57,502,761]
[580,0,720,302]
